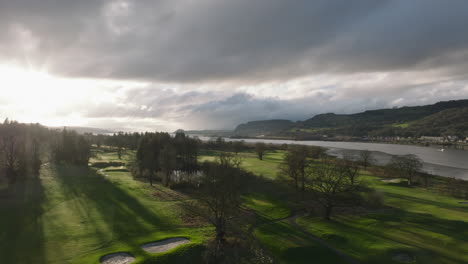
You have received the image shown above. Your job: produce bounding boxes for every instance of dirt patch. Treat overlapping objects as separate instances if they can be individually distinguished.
[141,237,190,253]
[103,166,129,172]
[152,187,189,201]
[180,213,206,227]
[92,161,125,168]
[100,252,135,264]
[392,252,414,263]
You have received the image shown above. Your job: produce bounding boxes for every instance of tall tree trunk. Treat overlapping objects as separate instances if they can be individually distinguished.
[324,205,332,221]
[301,171,305,193]
[165,171,171,187]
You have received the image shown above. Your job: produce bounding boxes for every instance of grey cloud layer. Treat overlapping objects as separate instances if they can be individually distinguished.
[2,0,468,81]
[80,76,468,130]
[1,0,468,131]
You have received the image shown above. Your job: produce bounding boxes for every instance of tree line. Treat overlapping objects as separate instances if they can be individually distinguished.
[131,132,199,187]
[0,119,93,191]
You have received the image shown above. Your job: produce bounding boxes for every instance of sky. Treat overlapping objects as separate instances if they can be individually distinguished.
[1,0,468,132]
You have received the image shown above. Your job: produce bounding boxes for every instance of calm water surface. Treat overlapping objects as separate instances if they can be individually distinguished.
[198,136,468,180]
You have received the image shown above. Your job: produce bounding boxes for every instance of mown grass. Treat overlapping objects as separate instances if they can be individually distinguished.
[295,174,468,264]
[391,122,410,128]
[201,150,468,264]
[3,148,466,264]
[0,148,210,264]
[254,220,347,264]
[200,150,284,179]
[243,192,290,220]
[200,150,353,263]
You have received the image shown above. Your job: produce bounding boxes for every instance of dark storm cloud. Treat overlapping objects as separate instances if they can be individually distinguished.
[1,0,468,82]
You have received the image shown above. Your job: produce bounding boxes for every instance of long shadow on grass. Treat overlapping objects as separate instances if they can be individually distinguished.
[365,210,468,243]
[385,192,468,212]
[52,165,177,249]
[327,209,468,264]
[256,220,348,264]
[0,172,46,264]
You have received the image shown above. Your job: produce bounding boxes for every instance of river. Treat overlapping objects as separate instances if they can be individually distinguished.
[197,136,468,180]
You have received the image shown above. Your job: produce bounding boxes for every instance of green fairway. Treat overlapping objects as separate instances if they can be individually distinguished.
[243,192,290,220]
[200,150,284,179]
[241,150,284,179]
[255,220,348,264]
[201,151,468,264]
[0,149,210,264]
[2,148,467,263]
[200,150,355,263]
[296,175,468,264]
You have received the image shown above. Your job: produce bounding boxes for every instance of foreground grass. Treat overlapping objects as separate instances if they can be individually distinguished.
[0,149,210,264]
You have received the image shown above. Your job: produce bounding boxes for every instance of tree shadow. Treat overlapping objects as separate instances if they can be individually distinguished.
[51,165,178,250]
[329,209,468,263]
[256,220,348,264]
[0,172,46,264]
[385,192,468,212]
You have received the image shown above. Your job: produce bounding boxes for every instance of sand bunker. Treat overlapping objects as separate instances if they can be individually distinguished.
[141,237,190,253]
[100,252,135,264]
[380,179,400,183]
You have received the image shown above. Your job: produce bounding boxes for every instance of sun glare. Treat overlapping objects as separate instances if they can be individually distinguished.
[0,64,128,127]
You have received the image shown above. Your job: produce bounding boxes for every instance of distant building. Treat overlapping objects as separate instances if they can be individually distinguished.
[446,135,459,142]
[420,136,444,142]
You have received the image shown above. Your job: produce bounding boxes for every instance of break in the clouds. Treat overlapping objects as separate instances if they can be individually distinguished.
[1,0,468,131]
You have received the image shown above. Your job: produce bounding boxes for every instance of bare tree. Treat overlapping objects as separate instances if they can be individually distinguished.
[279,146,310,194]
[187,162,246,263]
[340,158,360,185]
[278,151,299,190]
[388,154,423,186]
[217,152,243,168]
[0,134,21,185]
[232,141,244,155]
[359,150,374,170]
[310,159,358,220]
[255,142,267,160]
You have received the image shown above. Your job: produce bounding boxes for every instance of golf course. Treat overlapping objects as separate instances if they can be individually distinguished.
[1,146,467,263]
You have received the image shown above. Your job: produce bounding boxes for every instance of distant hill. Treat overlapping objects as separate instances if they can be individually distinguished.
[232,99,468,138]
[48,126,114,135]
[402,107,468,137]
[180,129,234,137]
[301,100,468,128]
[234,119,294,137]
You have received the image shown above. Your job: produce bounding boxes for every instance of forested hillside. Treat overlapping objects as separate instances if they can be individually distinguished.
[234,119,294,137]
[233,99,468,138]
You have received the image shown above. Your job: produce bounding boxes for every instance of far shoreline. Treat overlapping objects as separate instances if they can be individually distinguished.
[189,134,468,151]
